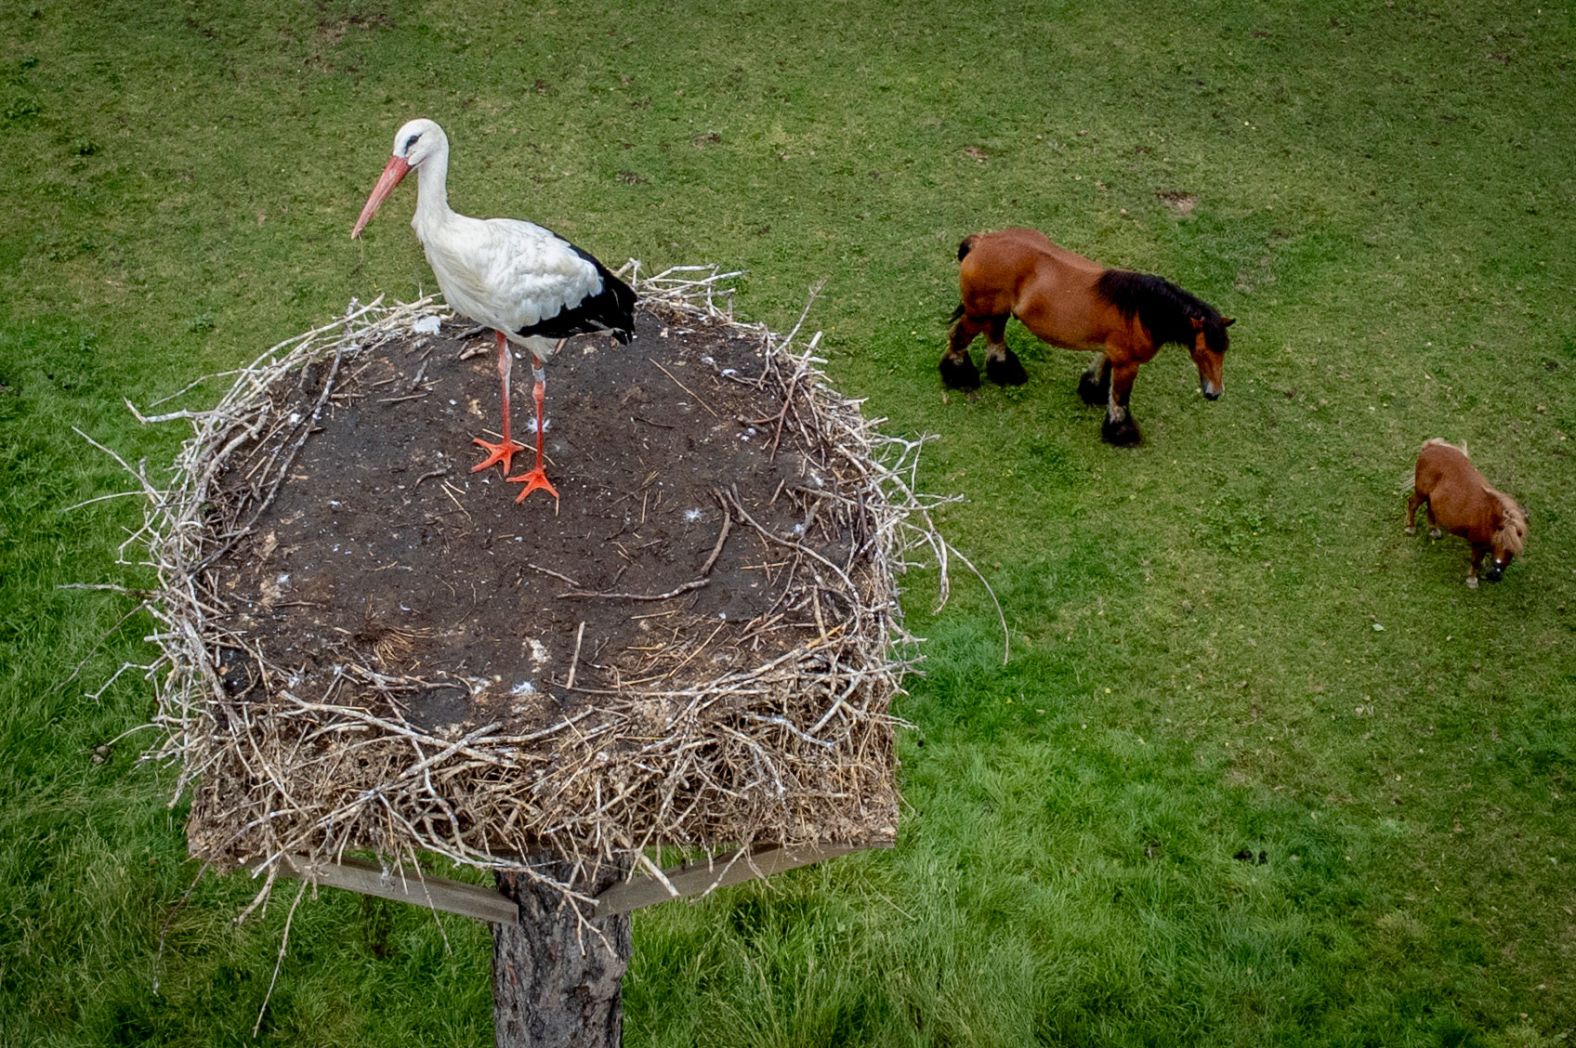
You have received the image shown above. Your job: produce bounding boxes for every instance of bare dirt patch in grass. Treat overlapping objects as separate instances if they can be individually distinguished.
[1156,189,1198,216]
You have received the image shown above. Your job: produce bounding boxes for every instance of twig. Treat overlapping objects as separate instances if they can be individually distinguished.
[699,492,733,576]
[60,489,147,513]
[439,481,471,522]
[405,359,429,392]
[526,562,581,588]
[649,358,720,419]
[774,278,826,357]
[565,622,586,690]
[559,578,709,602]
[253,878,307,1037]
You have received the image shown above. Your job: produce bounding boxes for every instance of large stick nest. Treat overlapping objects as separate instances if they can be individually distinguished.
[129,265,970,899]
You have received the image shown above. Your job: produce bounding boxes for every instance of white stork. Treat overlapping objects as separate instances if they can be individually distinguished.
[350,118,636,502]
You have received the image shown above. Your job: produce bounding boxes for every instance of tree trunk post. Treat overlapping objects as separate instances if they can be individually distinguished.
[491,856,632,1048]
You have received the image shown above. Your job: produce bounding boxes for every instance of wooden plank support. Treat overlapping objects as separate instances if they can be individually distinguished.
[257,839,892,924]
[593,840,894,919]
[261,854,518,924]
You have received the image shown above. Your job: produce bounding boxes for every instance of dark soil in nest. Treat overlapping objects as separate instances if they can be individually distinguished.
[213,308,849,733]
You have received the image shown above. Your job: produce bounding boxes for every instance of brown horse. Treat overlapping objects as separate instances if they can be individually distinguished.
[942,227,1234,445]
[1406,439,1527,587]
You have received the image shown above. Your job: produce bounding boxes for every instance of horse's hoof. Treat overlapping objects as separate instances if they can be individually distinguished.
[986,350,1028,386]
[939,355,981,391]
[1466,576,1479,589]
[1429,528,1442,540]
[1101,416,1142,446]
[1077,373,1109,406]
[1404,526,1416,536]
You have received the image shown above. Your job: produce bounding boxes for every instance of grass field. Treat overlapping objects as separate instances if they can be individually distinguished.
[3,1,1574,1044]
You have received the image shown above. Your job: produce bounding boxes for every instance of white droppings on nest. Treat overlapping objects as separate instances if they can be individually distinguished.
[683,507,704,523]
[525,638,549,669]
[510,680,536,697]
[409,315,442,336]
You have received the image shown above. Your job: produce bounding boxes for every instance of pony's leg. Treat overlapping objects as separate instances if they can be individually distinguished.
[1466,548,1483,589]
[1078,355,1112,406]
[1426,504,1441,540]
[1405,492,1425,535]
[983,316,1028,385]
[940,312,983,390]
[1101,362,1142,446]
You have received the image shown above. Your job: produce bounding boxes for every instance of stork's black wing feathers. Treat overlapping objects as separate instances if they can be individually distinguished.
[515,237,638,345]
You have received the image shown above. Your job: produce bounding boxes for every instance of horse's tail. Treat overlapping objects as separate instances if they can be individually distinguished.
[947,302,966,325]
[957,234,979,262]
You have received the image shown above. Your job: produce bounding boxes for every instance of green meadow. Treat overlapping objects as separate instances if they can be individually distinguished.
[3,1,1573,1044]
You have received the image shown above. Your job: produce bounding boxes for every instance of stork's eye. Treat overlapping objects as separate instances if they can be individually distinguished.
[404,133,422,153]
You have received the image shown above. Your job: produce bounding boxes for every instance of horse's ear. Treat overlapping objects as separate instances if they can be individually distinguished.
[1189,315,1204,331]
[1221,316,1236,328]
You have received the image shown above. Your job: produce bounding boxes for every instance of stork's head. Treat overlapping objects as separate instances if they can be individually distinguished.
[350,118,448,239]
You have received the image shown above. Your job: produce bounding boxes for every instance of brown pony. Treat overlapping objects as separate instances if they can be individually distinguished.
[942,227,1234,445]
[1406,438,1527,587]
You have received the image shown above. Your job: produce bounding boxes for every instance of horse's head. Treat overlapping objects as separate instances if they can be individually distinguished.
[1187,314,1233,400]
[1185,312,1235,398]
[1485,496,1528,583]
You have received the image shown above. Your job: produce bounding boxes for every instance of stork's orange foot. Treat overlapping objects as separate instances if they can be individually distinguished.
[508,466,560,503]
[471,436,525,475]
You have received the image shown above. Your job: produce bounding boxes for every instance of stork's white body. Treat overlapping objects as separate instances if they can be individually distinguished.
[417,214,587,360]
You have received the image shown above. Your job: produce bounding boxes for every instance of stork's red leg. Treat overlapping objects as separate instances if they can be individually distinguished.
[471,331,526,475]
[507,361,559,502]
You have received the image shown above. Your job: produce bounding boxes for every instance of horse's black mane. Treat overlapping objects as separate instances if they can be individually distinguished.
[1095,269,1222,349]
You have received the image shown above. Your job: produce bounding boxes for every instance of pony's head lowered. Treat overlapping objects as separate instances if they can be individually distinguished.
[1095,271,1234,399]
[1485,492,1528,583]
[1188,312,1234,400]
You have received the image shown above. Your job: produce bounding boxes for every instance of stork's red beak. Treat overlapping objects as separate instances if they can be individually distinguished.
[351,155,412,239]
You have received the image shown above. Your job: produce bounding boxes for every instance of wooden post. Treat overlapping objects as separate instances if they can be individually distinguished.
[491,856,631,1048]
